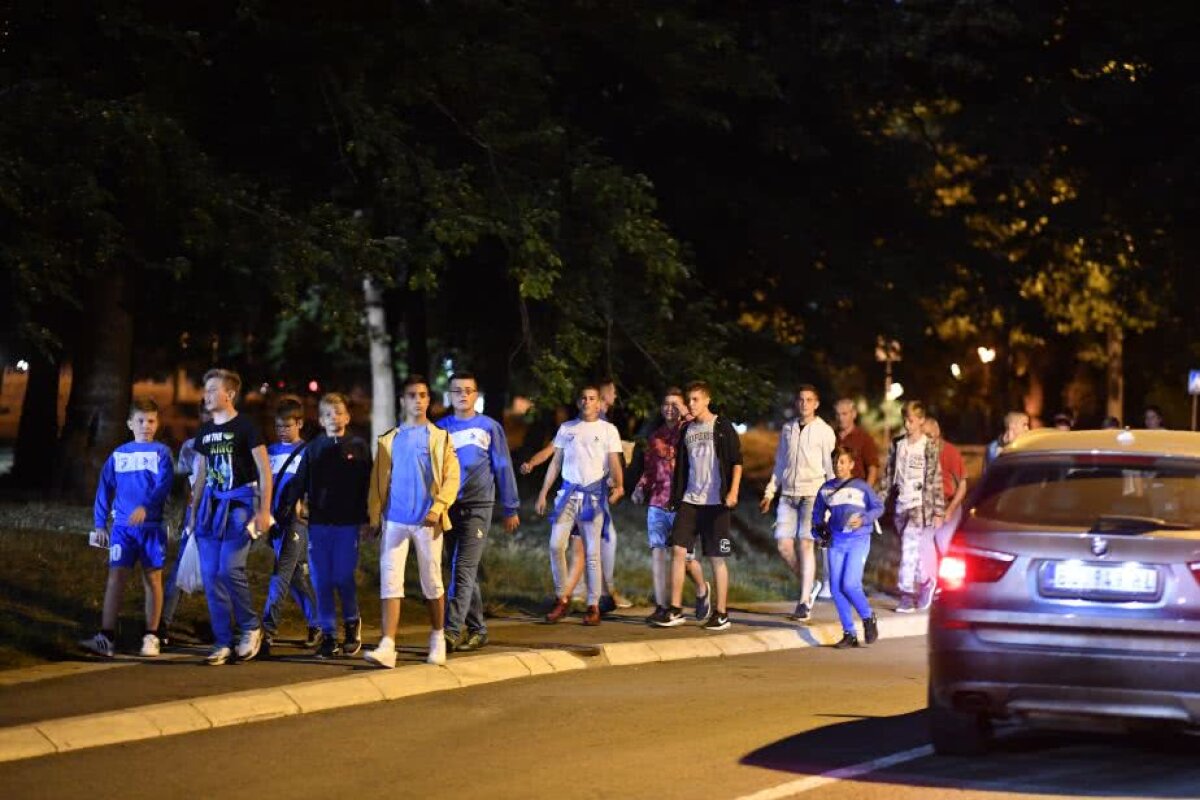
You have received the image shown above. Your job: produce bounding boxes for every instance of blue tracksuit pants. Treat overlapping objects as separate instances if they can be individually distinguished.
[197,503,259,648]
[829,533,873,633]
[308,524,360,635]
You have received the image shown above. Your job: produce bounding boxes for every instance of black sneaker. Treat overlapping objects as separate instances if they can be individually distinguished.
[645,605,667,623]
[863,616,879,645]
[342,618,362,656]
[317,635,343,659]
[790,602,811,622]
[597,594,618,615]
[834,631,860,648]
[305,626,322,648]
[457,631,489,652]
[444,630,462,653]
[650,606,686,628]
[703,613,730,631]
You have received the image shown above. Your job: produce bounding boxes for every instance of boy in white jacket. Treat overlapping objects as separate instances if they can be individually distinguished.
[759,385,835,621]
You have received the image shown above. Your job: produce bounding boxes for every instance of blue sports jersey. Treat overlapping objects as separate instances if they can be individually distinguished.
[436,414,519,515]
[268,440,306,514]
[93,441,175,528]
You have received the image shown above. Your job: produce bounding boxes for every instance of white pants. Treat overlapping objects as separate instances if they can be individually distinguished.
[549,495,603,606]
[896,509,938,596]
[380,521,444,600]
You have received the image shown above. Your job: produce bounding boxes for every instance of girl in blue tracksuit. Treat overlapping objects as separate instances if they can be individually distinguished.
[812,446,884,648]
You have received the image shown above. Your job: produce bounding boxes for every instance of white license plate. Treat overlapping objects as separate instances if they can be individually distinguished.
[1043,562,1158,597]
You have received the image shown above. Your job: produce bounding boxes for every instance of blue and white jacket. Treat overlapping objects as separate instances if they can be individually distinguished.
[93,441,175,528]
[811,477,884,538]
[436,413,520,516]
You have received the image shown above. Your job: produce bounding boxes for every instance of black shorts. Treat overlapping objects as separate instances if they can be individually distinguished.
[670,503,732,557]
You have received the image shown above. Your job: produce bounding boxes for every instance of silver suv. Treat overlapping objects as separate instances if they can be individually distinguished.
[928,429,1200,755]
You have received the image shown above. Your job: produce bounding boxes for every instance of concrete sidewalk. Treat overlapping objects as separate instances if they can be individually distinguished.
[0,599,928,764]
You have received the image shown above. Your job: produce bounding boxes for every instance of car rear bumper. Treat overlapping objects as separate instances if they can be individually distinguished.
[930,633,1200,727]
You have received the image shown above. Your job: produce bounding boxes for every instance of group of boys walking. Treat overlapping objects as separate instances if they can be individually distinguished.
[84,368,517,668]
[83,367,971,665]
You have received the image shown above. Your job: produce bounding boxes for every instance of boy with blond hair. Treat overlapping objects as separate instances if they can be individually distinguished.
[279,392,372,658]
[189,368,273,665]
[81,397,175,658]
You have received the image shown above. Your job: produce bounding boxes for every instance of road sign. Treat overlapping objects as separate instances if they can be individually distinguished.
[1190,370,1200,396]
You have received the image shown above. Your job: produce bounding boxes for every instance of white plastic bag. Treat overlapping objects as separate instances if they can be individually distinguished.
[176,532,204,594]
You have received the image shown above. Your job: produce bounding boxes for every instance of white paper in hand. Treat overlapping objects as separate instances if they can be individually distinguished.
[88,529,109,549]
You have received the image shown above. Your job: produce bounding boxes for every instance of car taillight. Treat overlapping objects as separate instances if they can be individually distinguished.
[1190,561,1200,585]
[938,547,1016,591]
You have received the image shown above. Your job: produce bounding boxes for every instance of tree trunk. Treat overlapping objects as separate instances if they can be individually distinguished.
[1106,326,1124,422]
[363,276,396,445]
[12,352,62,489]
[404,284,430,379]
[55,267,134,500]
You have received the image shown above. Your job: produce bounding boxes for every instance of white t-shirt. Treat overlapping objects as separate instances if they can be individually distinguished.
[553,418,622,487]
[683,418,722,505]
[896,435,927,511]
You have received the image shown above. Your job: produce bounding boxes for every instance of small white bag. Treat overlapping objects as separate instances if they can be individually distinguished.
[176,532,204,594]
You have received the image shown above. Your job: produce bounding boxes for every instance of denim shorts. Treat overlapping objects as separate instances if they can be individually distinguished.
[646,506,675,549]
[773,495,816,541]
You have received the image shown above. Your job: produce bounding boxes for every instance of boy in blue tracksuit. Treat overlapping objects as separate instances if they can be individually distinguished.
[81,398,175,658]
[436,372,521,652]
[260,396,319,651]
[812,446,884,648]
[278,392,372,658]
[190,368,274,666]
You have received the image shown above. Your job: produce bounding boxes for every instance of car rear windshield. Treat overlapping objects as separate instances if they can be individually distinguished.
[973,455,1200,529]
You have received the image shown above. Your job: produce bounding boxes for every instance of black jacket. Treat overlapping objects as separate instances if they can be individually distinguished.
[279,433,372,526]
[669,415,743,510]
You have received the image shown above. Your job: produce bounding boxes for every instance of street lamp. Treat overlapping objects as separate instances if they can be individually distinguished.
[887,382,905,402]
[977,346,997,435]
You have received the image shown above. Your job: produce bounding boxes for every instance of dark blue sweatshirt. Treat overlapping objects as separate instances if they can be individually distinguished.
[279,433,372,526]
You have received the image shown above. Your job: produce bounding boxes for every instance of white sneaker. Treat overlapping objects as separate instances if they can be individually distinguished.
[364,638,397,669]
[139,633,161,657]
[235,628,263,661]
[426,631,446,666]
[205,646,232,666]
[80,632,115,658]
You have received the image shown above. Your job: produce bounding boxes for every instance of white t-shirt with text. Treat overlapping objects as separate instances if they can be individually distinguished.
[896,435,927,511]
[553,418,622,487]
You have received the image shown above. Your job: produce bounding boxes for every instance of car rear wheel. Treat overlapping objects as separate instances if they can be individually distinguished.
[928,684,993,756]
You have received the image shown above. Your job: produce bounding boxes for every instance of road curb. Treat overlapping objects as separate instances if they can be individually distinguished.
[0,615,926,765]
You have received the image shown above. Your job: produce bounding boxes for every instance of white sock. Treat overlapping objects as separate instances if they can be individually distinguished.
[378,636,395,651]
[430,630,444,645]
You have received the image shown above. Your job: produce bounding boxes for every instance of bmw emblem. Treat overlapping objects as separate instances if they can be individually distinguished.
[1090,536,1109,557]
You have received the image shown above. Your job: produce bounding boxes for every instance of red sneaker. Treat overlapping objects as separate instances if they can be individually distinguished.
[545,598,571,623]
[582,605,601,626]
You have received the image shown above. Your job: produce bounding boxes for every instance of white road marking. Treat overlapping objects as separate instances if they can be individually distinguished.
[734,745,935,799]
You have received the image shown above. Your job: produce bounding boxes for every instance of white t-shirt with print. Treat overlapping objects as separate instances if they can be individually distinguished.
[683,418,723,505]
[896,435,927,511]
[553,418,622,487]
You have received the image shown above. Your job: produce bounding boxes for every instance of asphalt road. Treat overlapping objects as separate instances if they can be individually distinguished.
[2,636,1197,800]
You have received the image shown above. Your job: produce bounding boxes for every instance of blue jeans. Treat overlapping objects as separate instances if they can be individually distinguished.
[829,533,873,633]
[444,505,492,637]
[197,505,259,648]
[308,524,360,635]
[262,522,317,635]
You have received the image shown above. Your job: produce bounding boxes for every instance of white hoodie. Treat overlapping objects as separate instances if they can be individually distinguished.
[764,416,836,500]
